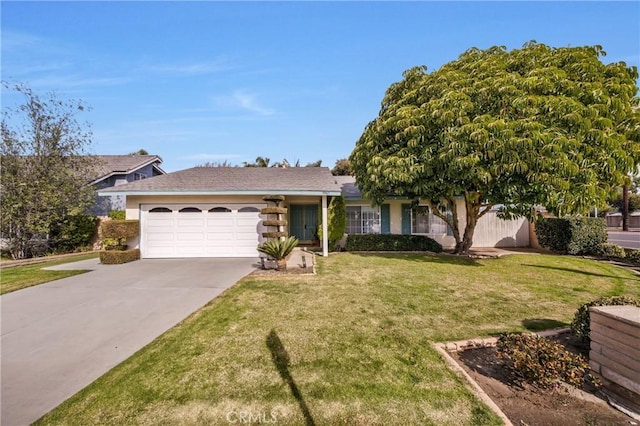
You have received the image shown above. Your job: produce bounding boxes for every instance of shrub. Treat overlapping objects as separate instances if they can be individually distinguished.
[535,216,607,255]
[50,214,99,253]
[571,296,640,343]
[318,195,347,251]
[100,220,139,239]
[345,234,443,253]
[99,249,140,264]
[626,249,640,264]
[108,210,126,220]
[496,333,596,389]
[595,243,626,259]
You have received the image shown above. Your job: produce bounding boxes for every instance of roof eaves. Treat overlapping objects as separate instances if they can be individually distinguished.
[98,189,342,197]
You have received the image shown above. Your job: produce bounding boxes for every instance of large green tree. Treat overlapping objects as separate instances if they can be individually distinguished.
[350,43,640,254]
[1,83,96,259]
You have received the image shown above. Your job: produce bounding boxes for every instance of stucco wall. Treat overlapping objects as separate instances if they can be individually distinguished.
[345,198,529,249]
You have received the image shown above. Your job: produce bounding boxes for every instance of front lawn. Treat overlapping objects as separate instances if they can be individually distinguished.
[0,253,99,295]
[36,253,639,425]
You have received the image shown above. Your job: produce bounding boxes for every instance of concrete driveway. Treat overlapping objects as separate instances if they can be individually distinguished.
[1,258,256,426]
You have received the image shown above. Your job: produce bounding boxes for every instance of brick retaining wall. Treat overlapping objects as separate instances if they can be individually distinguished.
[589,305,640,418]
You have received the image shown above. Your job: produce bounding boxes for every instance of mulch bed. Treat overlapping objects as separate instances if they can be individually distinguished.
[449,333,636,426]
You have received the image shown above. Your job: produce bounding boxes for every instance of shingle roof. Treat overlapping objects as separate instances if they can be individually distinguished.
[90,155,164,182]
[333,176,362,198]
[99,166,342,195]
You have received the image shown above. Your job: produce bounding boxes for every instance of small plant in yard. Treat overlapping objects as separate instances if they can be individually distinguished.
[571,295,640,343]
[257,236,298,270]
[496,333,598,390]
[625,249,640,265]
[595,243,626,259]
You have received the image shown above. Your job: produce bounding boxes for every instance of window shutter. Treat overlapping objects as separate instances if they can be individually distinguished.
[401,204,412,235]
[381,204,390,234]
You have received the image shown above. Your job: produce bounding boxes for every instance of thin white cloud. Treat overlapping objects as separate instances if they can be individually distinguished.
[213,90,275,116]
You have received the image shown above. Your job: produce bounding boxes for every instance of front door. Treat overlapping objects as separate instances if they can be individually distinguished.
[289,205,318,241]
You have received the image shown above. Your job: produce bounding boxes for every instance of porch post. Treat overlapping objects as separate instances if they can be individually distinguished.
[322,195,329,257]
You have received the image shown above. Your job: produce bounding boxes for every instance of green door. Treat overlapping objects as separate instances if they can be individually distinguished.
[290,205,318,241]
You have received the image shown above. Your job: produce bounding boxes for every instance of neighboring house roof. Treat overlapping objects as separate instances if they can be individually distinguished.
[98,166,342,196]
[334,176,362,199]
[89,155,165,185]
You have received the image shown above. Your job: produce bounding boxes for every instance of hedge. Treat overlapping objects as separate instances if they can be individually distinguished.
[535,217,607,255]
[345,234,443,253]
[50,214,99,252]
[99,249,140,265]
[108,210,126,220]
[101,220,140,239]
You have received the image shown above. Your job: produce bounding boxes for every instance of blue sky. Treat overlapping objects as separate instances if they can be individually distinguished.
[2,1,639,172]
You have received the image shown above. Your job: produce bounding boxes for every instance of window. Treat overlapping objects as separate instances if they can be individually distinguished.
[178,207,202,213]
[238,207,260,212]
[209,207,231,213]
[346,206,380,234]
[149,207,172,213]
[412,206,449,234]
[412,206,430,234]
[134,172,146,180]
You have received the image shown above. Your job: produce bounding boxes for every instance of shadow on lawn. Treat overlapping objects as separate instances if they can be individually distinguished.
[522,264,640,281]
[521,318,568,332]
[348,252,481,266]
[266,330,315,426]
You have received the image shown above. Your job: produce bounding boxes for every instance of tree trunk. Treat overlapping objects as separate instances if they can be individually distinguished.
[622,185,629,232]
[454,212,478,255]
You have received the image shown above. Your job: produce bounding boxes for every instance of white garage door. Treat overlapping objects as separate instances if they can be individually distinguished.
[141,204,265,258]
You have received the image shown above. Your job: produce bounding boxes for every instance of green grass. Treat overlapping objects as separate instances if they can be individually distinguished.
[0,253,99,295]
[36,253,639,425]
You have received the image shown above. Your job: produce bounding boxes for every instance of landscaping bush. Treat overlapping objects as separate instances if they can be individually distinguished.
[571,295,640,343]
[345,234,443,253]
[535,217,607,255]
[318,195,347,251]
[595,243,626,259]
[626,249,640,265]
[108,210,126,220]
[496,333,597,389]
[100,220,139,239]
[99,249,140,265]
[50,214,99,253]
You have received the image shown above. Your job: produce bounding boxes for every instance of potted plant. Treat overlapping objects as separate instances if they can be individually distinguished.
[257,236,298,271]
